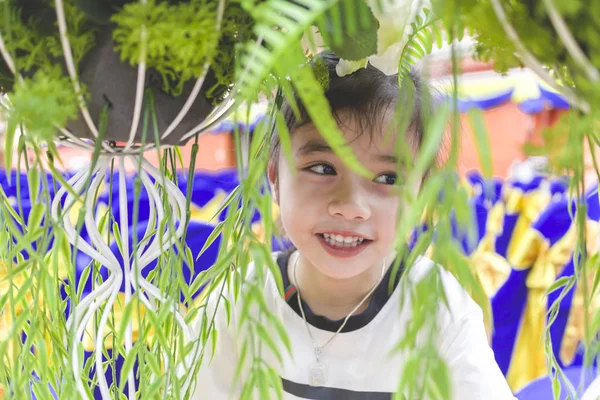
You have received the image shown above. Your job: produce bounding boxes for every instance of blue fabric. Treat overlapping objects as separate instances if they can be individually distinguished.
[491,268,530,375]
[550,179,569,197]
[455,88,515,113]
[539,85,571,110]
[516,366,596,399]
[518,98,545,114]
[532,198,573,247]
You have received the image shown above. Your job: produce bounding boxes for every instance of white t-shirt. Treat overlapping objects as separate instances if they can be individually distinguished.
[191,252,516,400]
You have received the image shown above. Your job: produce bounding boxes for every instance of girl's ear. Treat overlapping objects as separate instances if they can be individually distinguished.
[267,160,279,204]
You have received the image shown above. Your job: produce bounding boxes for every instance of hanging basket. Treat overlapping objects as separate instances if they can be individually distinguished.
[65,27,223,146]
[0,0,240,147]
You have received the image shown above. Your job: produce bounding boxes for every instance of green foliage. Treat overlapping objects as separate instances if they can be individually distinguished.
[112,0,220,96]
[311,55,330,90]
[7,69,78,142]
[0,0,95,91]
[317,0,378,61]
[398,8,443,89]
[205,1,254,102]
[4,69,78,170]
[236,0,339,102]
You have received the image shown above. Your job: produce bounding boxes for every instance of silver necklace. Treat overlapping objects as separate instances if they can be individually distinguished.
[291,252,386,387]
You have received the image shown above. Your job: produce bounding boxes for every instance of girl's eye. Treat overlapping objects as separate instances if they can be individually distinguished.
[307,163,336,175]
[373,173,397,185]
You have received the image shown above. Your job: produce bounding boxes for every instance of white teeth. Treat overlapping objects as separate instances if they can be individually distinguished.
[321,233,366,248]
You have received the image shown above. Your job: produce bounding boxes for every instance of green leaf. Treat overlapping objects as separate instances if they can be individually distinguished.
[209,325,218,363]
[414,102,450,176]
[77,265,92,299]
[222,295,232,327]
[144,375,165,399]
[27,203,45,233]
[467,109,493,178]
[144,352,162,377]
[233,339,249,385]
[265,365,284,400]
[589,254,600,297]
[238,0,337,102]
[113,221,124,256]
[432,25,443,49]
[257,368,272,400]
[545,276,574,296]
[27,167,40,204]
[115,299,136,348]
[274,108,296,175]
[118,345,138,392]
[196,221,225,261]
[4,118,17,176]
[185,245,195,277]
[266,313,293,357]
[318,0,378,61]
[255,322,283,364]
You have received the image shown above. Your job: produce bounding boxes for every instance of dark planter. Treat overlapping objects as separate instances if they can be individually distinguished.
[2,0,231,146]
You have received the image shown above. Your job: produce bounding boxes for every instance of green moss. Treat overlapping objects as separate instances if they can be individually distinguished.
[7,69,79,142]
[311,56,329,91]
[112,0,221,97]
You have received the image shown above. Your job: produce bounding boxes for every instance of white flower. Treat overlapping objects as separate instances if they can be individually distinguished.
[336,0,430,77]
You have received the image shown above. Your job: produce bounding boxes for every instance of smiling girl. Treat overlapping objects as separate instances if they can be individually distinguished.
[192,52,516,399]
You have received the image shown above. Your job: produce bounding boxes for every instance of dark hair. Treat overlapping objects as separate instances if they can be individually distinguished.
[269,51,445,174]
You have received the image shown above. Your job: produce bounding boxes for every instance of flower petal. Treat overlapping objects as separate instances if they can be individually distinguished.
[336,58,369,77]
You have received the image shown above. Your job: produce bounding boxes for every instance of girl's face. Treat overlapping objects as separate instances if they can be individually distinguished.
[270,113,418,280]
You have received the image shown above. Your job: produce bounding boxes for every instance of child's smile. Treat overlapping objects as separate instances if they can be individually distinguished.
[315,231,372,258]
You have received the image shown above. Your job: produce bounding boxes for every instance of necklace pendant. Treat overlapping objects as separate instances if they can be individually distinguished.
[309,362,327,387]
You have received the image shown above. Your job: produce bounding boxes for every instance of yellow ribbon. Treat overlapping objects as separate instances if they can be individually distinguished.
[485,202,506,242]
[506,220,599,391]
[503,187,525,215]
[506,190,552,269]
[559,221,600,366]
[190,190,227,224]
[469,201,511,298]
[470,245,512,298]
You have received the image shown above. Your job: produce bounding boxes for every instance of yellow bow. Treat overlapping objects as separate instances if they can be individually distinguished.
[506,190,552,269]
[559,221,600,366]
[189,190,227,224]
[507,220,599,391]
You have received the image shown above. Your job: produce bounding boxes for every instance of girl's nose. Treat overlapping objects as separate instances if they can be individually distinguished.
[327,180,371,221]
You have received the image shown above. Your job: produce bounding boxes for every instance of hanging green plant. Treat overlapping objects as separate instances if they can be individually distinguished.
[0,0,254,146]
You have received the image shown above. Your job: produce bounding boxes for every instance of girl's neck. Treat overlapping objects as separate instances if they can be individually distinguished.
[289,251,390,321]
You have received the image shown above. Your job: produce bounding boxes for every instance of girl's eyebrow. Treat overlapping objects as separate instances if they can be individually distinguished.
[297,139,332,156]
[297,139,398,164]
[377,154,398,164]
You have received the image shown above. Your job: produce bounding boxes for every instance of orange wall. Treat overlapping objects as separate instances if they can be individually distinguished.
[458,102,533,177]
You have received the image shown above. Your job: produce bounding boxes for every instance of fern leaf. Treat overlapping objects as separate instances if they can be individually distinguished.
[432,24,444,49]
[397,9,442,87]
[237,0,339,102]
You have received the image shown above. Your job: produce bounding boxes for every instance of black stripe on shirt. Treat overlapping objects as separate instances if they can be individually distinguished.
[281,377,394,400]
[276,249,405,333]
